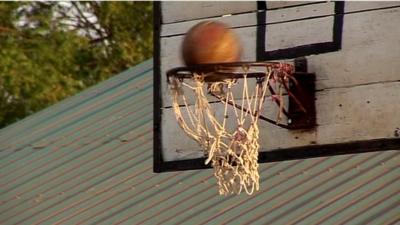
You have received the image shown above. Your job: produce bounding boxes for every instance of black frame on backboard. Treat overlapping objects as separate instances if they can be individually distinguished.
[256,1,345,60]
[153,1,400,172]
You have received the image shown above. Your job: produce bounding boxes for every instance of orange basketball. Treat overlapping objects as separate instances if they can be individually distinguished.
[182,21,242,66]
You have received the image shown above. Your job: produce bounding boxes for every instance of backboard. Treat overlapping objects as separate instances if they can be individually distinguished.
[154,1,400,172]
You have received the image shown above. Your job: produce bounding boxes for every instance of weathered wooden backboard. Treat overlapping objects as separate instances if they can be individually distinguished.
[154,2,400,172]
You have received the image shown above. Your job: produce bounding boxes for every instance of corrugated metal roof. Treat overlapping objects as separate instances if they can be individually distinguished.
[0,58,399,225]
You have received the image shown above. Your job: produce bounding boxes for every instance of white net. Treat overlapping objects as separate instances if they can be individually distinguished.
[169,65,290,195]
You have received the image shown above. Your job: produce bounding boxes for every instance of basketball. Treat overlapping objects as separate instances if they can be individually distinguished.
[182,21,242,66]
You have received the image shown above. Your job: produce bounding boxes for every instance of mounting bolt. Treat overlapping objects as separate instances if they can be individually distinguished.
[288,119,292,124]
[394,128,400,137]
[294,57,308,72]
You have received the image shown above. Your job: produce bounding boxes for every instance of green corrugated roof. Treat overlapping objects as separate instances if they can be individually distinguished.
[0,59,399,225]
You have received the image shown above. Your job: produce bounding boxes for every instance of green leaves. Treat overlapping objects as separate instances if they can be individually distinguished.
[0,2,153,128]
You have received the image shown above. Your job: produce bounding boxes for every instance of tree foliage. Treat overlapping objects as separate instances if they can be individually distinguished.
[0,2,153,128]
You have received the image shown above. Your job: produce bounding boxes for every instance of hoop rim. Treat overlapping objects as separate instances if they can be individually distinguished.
[166,61,294,82]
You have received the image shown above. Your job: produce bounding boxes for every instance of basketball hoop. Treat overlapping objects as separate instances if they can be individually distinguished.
[166,60,315,195]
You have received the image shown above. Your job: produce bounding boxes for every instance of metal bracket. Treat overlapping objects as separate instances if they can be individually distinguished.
[287,57,316,129]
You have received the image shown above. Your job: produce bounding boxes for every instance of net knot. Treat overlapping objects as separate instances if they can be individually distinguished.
[233,126,247,142]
